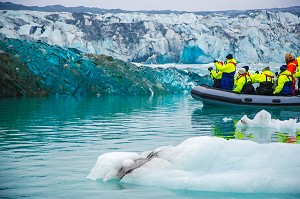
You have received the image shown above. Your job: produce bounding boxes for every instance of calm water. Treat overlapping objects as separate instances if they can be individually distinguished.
[0,95,299,199]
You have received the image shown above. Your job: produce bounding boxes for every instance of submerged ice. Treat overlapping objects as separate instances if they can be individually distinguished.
[88,110,300,194]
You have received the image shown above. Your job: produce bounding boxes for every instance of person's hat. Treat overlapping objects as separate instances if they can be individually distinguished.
[285,53,294,62]
[238,68,247,75]
[280,65,287,72]
[226,54,233,59]
[262,66,270,71]
[242,66,249,71]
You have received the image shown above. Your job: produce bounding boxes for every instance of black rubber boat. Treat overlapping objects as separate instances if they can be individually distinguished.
[191,85,300,106]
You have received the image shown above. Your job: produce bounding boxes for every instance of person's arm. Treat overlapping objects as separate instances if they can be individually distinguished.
[214,61,224,71]
[294,71,300,78]
[211,70,222,79]
[273,75,285,94]
[294,57,300,78]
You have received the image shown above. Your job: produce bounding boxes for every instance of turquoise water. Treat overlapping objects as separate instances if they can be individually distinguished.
[0,95,299,198]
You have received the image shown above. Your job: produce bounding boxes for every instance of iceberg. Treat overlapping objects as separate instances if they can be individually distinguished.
[236,110,300,143]
[236,109,300,132]
[0,38,210,97]
[87,136,300,193]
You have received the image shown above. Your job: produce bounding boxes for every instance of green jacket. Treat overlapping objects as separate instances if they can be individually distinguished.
[214,58,237,73]
[233,74,252,92]
[210,70,222,79]
[273,70,293,94]
[252,70,274,83]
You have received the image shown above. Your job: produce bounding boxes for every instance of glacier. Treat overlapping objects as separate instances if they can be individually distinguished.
[0,8,299,64]
[0,38,208,97]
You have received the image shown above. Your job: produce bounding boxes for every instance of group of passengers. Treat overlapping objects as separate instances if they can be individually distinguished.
[208,53,300,95]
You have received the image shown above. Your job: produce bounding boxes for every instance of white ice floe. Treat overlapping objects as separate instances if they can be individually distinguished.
[88,136,300,194]
[236,109,300,133]
[222,117,233,122]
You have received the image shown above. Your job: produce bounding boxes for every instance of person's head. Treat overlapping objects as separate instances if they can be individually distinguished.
[226,54,233,60]
[238,68,246,75]
[242,66,249,72]
[280,65,287,72]
[285,53,295,62]
[262,66,270,72]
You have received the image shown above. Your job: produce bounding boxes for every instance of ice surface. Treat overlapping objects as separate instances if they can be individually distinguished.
[88,136,300,193]
[237,110,300,135]
[88,110,300,194]
[1,9,299,63]
[0,38,210,96]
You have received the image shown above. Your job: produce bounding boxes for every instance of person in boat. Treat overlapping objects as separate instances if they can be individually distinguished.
[208,67,222,88]
[213,54,237,90]
[251,66,275,95]
[285,53,298,74]
[273,65,293,95]
[291,55,300,93]
[285,53,298,94]
[233,68,255,94]
[242,66,253,78]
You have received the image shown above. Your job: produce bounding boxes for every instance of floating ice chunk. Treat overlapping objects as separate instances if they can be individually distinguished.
[236,109,300,133]
[237,110,272,127]
[88,136,300,193]
[222,117,232,122]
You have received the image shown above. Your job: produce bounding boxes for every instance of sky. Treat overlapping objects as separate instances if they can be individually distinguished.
[1,0,300,12]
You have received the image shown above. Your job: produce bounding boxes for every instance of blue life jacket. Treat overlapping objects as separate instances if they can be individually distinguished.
[220,71,235,90]
[279,81,293,95]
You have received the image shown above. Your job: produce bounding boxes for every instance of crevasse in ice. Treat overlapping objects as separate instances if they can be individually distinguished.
[1,9,299,64]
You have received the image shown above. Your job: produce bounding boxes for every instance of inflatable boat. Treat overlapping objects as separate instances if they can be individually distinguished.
[191,85,300,106]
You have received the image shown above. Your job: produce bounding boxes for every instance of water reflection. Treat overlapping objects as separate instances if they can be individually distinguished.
[0,95,187,124]
[191,105,300,143]
[0,94,191,152]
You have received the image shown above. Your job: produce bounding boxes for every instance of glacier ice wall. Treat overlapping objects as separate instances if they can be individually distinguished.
[0,38,208,97]
[0,10,299,63]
